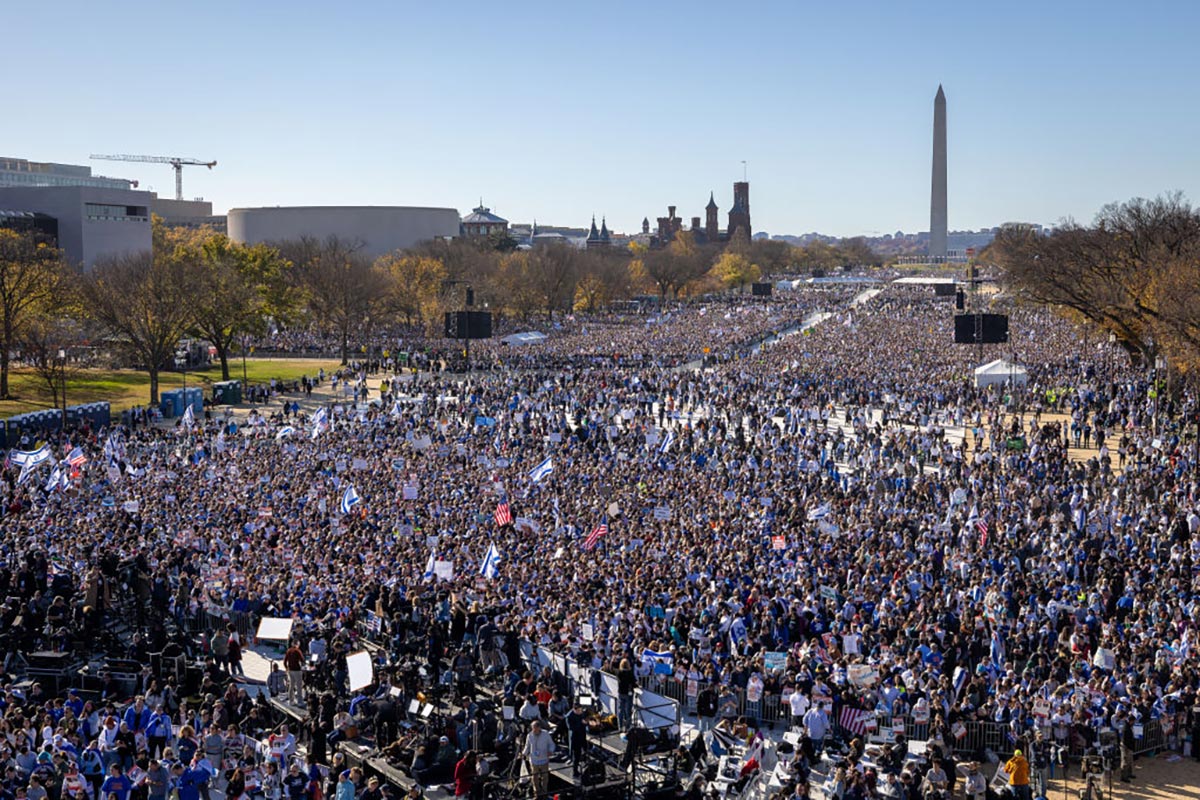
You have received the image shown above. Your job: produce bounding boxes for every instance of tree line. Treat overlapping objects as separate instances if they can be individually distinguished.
[0,219,881,404]
[990,192,1200,379]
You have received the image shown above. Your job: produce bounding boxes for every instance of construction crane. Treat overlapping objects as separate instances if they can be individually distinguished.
[89,154,217,201]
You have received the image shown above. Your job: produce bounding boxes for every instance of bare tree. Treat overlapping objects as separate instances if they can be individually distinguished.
[993,192,1200,373]
[0,229,66,398]
[285,236,385,364]
[18,316,85,410]
[81,251,198,404]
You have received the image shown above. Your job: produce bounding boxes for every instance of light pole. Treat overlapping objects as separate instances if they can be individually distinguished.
[57,349,67,415]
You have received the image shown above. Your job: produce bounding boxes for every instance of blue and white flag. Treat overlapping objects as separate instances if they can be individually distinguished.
[529,457,553,483]
[275,425,296,440]
[641,647,674,668]
[423,551,436,583]
[311,407,329,440]
[340,484,361,515]
[181,404,196,429]
[102,434,124,467]
[659,430,675,454]
[1073,506,1087,532]
[8,444,51,470]
[16,445,52,486]
[45,464,68,493]
[990,628,1006,666]
[952,665,968,698]
[479,543,502,579]
[806,502,831,521]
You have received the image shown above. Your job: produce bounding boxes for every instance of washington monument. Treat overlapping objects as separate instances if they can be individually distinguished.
[929,84,948,259]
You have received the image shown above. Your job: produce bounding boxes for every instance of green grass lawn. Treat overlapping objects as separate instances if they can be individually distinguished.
[0,358,341,418]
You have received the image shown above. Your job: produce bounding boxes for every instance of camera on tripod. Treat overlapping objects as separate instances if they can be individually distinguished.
[1079,755,1103,778]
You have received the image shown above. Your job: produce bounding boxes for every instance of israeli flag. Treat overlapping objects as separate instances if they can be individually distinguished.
[45,464,66,493]
[311,407,329,440]
[529,457,554,483]
[479,543,501,580]
[340,484,361,515]
[17,446,52,486]
[423,551,436,583]
[181,404,196,429]
[659,430,675,454]
[10,444,51,470]
[641,647,674,668]
[806,502,831,521]
[952,665,968,698]
[275,426,296,440]
[990,629,1006,666]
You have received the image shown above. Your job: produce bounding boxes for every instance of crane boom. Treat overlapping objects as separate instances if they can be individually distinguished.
[89,154,217,201]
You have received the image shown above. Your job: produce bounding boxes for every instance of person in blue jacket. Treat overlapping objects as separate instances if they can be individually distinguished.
[99,764,132,800]
[145,705,174,759]
[122,697,152,736]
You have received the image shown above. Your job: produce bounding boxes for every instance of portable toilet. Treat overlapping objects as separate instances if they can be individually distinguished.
[184,386,204,414]
[159,389,181,418]
[94,402,112,429]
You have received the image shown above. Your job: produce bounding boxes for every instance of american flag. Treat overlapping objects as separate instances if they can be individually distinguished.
[976,518,989,547]
[838,706,874,737]
[582,519,608,551]
[494,502,513,527]
[66,447,88,468]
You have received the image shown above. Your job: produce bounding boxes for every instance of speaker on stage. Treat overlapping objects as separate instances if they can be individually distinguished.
[953,313,1009,344]
[444,311,494,340]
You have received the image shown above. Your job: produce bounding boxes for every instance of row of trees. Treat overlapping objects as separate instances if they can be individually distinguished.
[991,192,1200,377]
[0,219,882,404]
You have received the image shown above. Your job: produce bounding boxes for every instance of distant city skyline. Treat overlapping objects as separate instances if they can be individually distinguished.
[4,1,1198,238]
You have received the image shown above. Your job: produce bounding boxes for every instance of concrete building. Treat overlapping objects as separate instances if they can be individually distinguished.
[227,206,460,258]
[0,185,153,269]
[151,197,224,231]
[929,85,948,259]
[0,156,133,191]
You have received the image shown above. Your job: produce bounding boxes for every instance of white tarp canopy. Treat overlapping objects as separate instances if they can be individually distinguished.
[974,358,1028,388]
[500,331,548,346]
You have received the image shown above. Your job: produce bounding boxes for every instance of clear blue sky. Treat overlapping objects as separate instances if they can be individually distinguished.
[6,0,1198,238]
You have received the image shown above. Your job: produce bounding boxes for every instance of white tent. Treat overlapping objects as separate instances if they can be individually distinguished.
[500,331,547,346]
[974,358,1028,388]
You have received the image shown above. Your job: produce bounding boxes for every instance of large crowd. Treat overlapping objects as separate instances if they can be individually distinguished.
[0,281,1198,800]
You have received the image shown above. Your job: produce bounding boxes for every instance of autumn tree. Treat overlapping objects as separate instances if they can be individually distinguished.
[638,232,712,299]
[494,251,543,319]
[0,229,67,398]
[82,251,199,403]
[711,251,762,293]
[375,253,448,332]
[992,192,1200,374]
[794,240,842,272]
[166,223,295,380]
